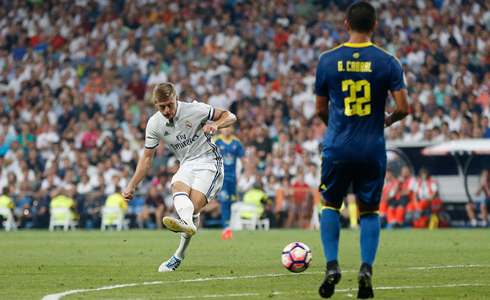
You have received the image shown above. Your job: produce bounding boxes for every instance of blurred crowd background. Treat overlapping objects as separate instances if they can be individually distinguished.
[0,0,489,229]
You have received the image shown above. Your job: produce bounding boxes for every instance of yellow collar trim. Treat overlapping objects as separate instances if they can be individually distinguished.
[343,42,373,48]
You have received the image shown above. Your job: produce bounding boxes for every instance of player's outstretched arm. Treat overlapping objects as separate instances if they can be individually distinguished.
[123,147,157,202]
[203,108,237,136]
[315,95,330,126]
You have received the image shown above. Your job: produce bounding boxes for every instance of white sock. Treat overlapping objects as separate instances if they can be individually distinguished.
[175,213,200,259]
[482,221,488,227]
[470,219,477,227]
[173,192,194,226]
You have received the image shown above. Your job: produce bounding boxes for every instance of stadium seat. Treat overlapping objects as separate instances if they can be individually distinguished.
[100,207,129,231]
[230,202,269,231]
[49,207,78,231]
[257,217,270,230]
[0,208,18,232]
[127,197,146,215]
[230,202,257,230]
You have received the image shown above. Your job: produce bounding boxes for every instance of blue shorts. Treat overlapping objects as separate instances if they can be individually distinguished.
[218,180,237,203]
[320,159,386,205]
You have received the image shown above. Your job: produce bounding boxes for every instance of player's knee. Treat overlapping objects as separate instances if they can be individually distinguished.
[358,201,379,214]
[171,182,191,194]
[189,196,207,214]
[323,200,342,210]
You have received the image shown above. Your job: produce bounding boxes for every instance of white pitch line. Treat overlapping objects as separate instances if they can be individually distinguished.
[339,264,486,274]
[406,264,484,270]
[41,264,488,300]
[41,272,311,300]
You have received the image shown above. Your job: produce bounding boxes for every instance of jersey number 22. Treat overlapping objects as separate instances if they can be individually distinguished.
[342,79,371,117]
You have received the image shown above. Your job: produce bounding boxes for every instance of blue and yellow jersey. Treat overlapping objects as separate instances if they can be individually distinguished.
[315,42,406,162]
[214,134,245,182]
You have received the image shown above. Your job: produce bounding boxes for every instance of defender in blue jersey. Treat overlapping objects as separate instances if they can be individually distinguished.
[214,126,246,239]
[315,2,409,298]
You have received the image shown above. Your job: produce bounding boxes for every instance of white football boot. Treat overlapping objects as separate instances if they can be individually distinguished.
[163,217,197,236]
[158,255,184,272]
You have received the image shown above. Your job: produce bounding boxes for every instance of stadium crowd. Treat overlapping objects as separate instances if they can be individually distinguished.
[0,0,490,229]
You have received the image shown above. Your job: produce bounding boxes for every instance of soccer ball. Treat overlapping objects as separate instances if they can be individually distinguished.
[281,242,312,273]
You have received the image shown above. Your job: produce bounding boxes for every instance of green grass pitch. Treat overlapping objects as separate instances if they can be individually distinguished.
[1,229,489,299]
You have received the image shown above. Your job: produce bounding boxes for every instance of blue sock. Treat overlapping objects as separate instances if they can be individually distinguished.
[321,207,341,263]
[221,201,231,230]
[360,213,380,266]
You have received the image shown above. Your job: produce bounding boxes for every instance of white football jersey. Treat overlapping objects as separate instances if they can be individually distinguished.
[145,101,222,165]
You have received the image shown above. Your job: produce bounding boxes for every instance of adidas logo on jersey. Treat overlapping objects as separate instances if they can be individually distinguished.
[164,131,170,136]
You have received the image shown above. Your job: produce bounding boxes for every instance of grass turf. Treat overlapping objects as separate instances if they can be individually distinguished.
[0,229,489,299]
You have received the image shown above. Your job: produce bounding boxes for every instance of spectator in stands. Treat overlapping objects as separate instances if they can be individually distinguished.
[289,171,310,228]
[403,122,423,142]
[481,116,490,138]
[398,167,418,226]
[138,185,167,229]
[31,191,50,229]
[0,187,14,225]
[126,72,146,100]
[466,169,489,228]
[413,168,443,228]
[381,170,399,228]
[242,181,275,228]
[79,187,104,229]
[103,187,128,228]
[237,165,256,196]
[49,188,77,224]
[252,127,273,162]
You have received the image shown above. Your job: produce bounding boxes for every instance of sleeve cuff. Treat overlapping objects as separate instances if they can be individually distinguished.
[145,144,159,149]
[209,107,215,120]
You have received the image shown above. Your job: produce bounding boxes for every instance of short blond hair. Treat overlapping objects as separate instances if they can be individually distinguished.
[153,83,176,103]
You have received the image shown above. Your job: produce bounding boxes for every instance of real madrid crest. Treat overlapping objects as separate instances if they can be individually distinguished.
[185,120,192,129]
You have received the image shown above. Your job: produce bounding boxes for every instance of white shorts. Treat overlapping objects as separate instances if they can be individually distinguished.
[171,161,224,202]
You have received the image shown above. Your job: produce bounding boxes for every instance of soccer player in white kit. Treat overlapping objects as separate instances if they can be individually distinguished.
[122,83,236,272]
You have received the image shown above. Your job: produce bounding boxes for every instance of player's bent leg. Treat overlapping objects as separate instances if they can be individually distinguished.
[159,213,201,272]
[189,188,209,214]
[163,182,196,235]
[164,188,208,236]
